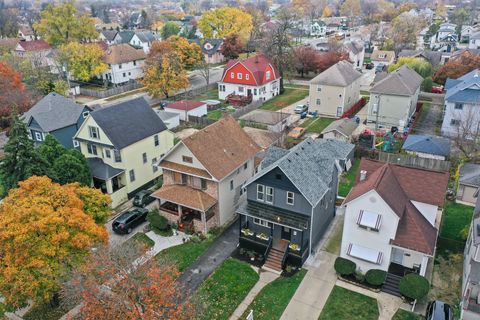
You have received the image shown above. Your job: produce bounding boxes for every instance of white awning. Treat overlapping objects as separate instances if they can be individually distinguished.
[347,243,383,264]
[357,210,382,230]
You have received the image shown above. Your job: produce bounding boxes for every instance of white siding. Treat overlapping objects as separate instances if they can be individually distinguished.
[101,60,144,85]
[165,104,208,121]
[218,80,280,102]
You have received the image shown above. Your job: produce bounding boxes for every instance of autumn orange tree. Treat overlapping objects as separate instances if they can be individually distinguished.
[167,35,203,70]
[61,243,193,320]
[220,33,244,60]
[434,51,480,85]
[0,176,108,307]
[0,62,31,128]
[142,41,189,98]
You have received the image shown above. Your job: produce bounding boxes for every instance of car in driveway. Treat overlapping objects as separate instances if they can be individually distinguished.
[425,300,453,320]
[375,63,386,73]
[294,104,308,114]
[112,208,149,234]
[365,62,374,69]
[288,127,306,139]
[132,190,155,208]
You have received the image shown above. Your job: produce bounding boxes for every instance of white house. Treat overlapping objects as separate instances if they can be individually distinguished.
[100,43,146,85]
[441,69,480,138]
[218,54,280,102]
[164,100,207,121]
[343,40,365,68]
[99,30,118,45]
[341,159,449,278]
[129,31,159,54]
[469,32,480,49]
[155,110,180,130]
[18,25,35,41]
[310,21,327,37]
[462,25,477,42]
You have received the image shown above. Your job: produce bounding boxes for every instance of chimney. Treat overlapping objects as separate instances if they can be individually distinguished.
[359,170,367,181]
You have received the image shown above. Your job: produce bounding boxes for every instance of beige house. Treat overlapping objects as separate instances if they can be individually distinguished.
[309,61,362,118]
[457,163,480,206]
[74,97,174,208]
[370,50,395,67]
[321,118,359,142]
[152,116,261,233]
[367,65,423,130]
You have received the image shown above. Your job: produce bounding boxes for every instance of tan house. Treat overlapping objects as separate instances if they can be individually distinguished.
[74,97,174,208]
[457,163,480,206]
[367,65,423,130]
[100,43,146,85]
[152,116,261,233]
[370,49,395,67]
[321,118,359,142]
[309,61,362,118]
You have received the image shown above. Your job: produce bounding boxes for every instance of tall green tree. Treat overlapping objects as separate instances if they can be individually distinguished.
[0,115,48,194]
[161,22,180,39]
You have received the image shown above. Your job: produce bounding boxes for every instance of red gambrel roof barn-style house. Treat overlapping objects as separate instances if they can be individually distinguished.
[218,54,281,102]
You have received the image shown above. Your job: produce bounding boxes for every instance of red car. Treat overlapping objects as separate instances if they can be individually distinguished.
[431,86,444,93]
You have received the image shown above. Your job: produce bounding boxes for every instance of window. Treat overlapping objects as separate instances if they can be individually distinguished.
[73,140,79,147]
[253,218,272,228]
[152,157,158,172]
[316,98,321,105]
[257,184,264,201]
[133,60,136,66]
[357,210,382,232]
[237,73,243,79]
[88,126,100,139]
[182,156,193,163]
[378,54,386,59]
[230,72,235,78]
[238,86,244,93]
[201,179,207,190]
[275,174,282,180]
[450,119,461,126]
[230,180,234,190]
[35,132,43,141]
[154,135,159,146]
[181,174,188,185]
[82,111,89,118]
[114,149,121,162]
[254,88,257,95]
[87,144,97,155]
[246,74,250,80]
[129,169,135,182]
[128,72,131,76]
[105,149,111,158]
[119,64,122,69]
[265,186,274,203]
[266,70,271,80]
[123,73,126,77]
[287,192,294,205]
[317,86,321,92]
[454,103,463,110]
[244,162,248,170]
[219,84,225,92]
[142,152,147,164]
[347,243,383,264]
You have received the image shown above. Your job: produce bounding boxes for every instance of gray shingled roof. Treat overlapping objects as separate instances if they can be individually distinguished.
[101,30,117,42]
[90,97,168,150]
[459,163,480,187]
[88,158,124,180]
[321,118,358,137]
[22,93,87,132]
[310,60,362,87]
[402,134,450,157]
[135,31,158,43]
[254,138,354,206]
[370,65,423,96]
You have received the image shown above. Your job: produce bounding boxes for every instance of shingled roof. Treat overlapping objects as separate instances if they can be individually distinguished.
[222,54,280,86]
[310,60,362,87]
[370,65,423,96]
[104,43,146,65]
[345,159,449,255]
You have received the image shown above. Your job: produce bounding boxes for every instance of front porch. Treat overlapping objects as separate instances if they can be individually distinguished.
[159,201,216,233]
[88,158,127,207]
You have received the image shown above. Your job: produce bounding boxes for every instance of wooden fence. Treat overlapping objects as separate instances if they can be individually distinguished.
[79,81,143,98]
[169,83,218,101]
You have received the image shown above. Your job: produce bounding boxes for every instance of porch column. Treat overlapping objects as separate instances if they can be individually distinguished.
[106,179,113,194]
[177,205,182,217]
[419,255,429,276]
[202,211,207,234]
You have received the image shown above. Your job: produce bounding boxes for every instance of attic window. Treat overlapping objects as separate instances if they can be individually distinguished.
[82,111,89,118]
[182,156,193,164]
[266,71,271,80]
[378,54,386,59]
[357,210,382,231]
[275,174,282,180]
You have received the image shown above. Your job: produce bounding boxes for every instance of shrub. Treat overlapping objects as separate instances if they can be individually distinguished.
[365,269,387,286]
[334,257,356,276]
[399,273,430,300]
[147,209,169,231]
[422,76,433,92]
[355,271,365,282]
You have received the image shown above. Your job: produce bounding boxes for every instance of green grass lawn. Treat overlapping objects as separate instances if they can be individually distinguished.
[261,88,309,111]
[240,270,307,320]
[318,286,379,320]
[126,232,155,248]
[325,216,344,255]
[440,201,473,241]
[338,159,361,197]
[392,309,422,320]
[195,258,259,320]
[156,236,215,272]
[300,117,336,134]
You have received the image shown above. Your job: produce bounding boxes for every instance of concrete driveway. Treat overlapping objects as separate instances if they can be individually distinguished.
[360,67,376,91]
[280,97,309,115]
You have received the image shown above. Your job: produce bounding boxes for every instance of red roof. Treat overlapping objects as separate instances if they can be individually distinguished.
[345,159,449,255]
[166,100,205,111]
[222,54,280,86]
[17,40,51,52]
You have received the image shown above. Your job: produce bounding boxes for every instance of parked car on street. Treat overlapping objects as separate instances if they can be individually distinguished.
[288,127,306,139]
[133,190,155,207]
[425,300,453,320]
[294,104,308,114]
[375,63,386,73]
[365,62,374,69]
[112,208,149,234]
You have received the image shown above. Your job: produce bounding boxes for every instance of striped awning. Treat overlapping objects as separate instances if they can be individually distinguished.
[357,210,382,231]
[347,243,383,265]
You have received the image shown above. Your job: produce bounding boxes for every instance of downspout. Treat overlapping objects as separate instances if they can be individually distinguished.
[309,206,314,255]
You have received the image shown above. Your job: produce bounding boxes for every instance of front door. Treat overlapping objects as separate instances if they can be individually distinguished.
[247,89,252,97]
[281,227,291,241]
[391,248,404,265]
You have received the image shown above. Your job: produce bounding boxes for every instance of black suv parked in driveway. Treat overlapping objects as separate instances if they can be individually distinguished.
[425,300,453,320]
[132,190,155,208]
[112,208,149,234]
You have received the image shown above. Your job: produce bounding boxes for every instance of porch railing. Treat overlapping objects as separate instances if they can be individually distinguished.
[264,237,273,261]
[281,241,290,269]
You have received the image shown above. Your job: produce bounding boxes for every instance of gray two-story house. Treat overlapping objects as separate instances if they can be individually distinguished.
[237,138,354,272]
[22,93,91,149]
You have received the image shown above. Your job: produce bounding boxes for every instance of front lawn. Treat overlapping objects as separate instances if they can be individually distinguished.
[240,270,307,320]
[155,236,215,272]
[195,258,259,320]
[261,88,309,111]
[129,232,155,248]
[440,201,473,241]
[302,117,336,134]
[338,159,361,197]
[318,286,379,320]
[392,309,422,320]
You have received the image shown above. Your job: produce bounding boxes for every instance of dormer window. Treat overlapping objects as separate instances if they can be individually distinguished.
[378,54,386,59]
[246,74,249,80]
[182,156,193,163]
[266,70,271,80]
[88,126,100,139]
[238,73,242,79]
[357,210,381,232]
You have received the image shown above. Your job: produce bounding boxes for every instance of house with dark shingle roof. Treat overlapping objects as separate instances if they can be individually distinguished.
[401,134,451,160]
[457,163,480,206]
[152,116,260,233]
[367,65,423,130]
[321,118,359,143]
[237,137,354,271]
[341,158,449,281]
[309,60,362,117]
[129,30,159,53]
[22,93,91,149]
[100,43,146,85]
[74,97,174,208]
[199,39,224,64]
[441,69,480,138]
[100,29,118,45]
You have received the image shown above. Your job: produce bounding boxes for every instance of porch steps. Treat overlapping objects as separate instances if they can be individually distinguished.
[263,248,284,273]
[381,273,402,297]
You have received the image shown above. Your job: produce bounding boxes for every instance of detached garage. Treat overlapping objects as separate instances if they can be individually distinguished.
[165,100,207,121]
